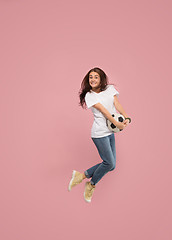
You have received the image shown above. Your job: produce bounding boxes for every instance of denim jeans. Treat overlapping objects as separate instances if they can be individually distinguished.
[84,133,116,185]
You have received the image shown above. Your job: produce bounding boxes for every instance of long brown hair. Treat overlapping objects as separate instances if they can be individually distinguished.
[78,67,115,109]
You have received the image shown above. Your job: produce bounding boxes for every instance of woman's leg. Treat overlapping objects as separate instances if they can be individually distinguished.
[84,163,102,179]
[109,133,116,171]
[89,133,116,185]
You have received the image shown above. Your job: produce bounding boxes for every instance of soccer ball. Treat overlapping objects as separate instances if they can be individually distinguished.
[106,113,125,133]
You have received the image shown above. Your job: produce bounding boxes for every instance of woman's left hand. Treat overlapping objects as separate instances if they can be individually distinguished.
[123,119,130,126]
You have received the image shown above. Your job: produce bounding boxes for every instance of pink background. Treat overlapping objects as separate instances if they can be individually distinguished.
[0,0,172,239]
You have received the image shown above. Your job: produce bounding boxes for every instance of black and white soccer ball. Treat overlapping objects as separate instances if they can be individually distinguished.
[106,113,125,133]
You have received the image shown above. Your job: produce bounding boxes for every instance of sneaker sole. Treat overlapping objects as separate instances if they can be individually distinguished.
[84,182,91,203]
[68,170,76,191]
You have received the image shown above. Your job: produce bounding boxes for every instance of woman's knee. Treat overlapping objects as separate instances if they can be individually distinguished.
[106,162,115,171]
[110,162,116,171]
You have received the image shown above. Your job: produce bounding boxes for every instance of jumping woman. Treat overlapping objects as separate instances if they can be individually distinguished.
[68,67,131,203]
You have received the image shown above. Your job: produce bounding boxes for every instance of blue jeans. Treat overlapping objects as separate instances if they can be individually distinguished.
[84,133,116,185]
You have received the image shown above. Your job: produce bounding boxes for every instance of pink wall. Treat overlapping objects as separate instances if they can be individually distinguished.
[0,0,171,239]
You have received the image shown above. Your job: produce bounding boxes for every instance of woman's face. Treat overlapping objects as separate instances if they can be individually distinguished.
[89,71,101,91]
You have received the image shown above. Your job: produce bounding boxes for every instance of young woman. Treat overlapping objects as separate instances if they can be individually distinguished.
[68,67,131,203]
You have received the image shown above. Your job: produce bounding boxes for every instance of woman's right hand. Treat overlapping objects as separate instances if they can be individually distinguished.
[114,121,126,130]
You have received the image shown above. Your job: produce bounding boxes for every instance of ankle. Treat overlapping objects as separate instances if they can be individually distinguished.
[82,173,86,179]
[90,182,95,187]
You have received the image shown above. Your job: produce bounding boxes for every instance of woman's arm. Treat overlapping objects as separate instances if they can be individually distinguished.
[92,103,122,126]
[114,96,129,118]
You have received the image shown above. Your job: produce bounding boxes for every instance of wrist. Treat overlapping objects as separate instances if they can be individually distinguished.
[125,117,131,123]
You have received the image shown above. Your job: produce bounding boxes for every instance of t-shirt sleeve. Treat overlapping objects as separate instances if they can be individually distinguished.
[85,92,99,109]
[109,85,119,97]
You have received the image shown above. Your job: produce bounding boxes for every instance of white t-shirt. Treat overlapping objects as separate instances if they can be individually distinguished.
[85,84,119,138]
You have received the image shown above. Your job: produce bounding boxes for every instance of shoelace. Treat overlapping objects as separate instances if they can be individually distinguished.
[73,176,82,185]
[87,185,95,197]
